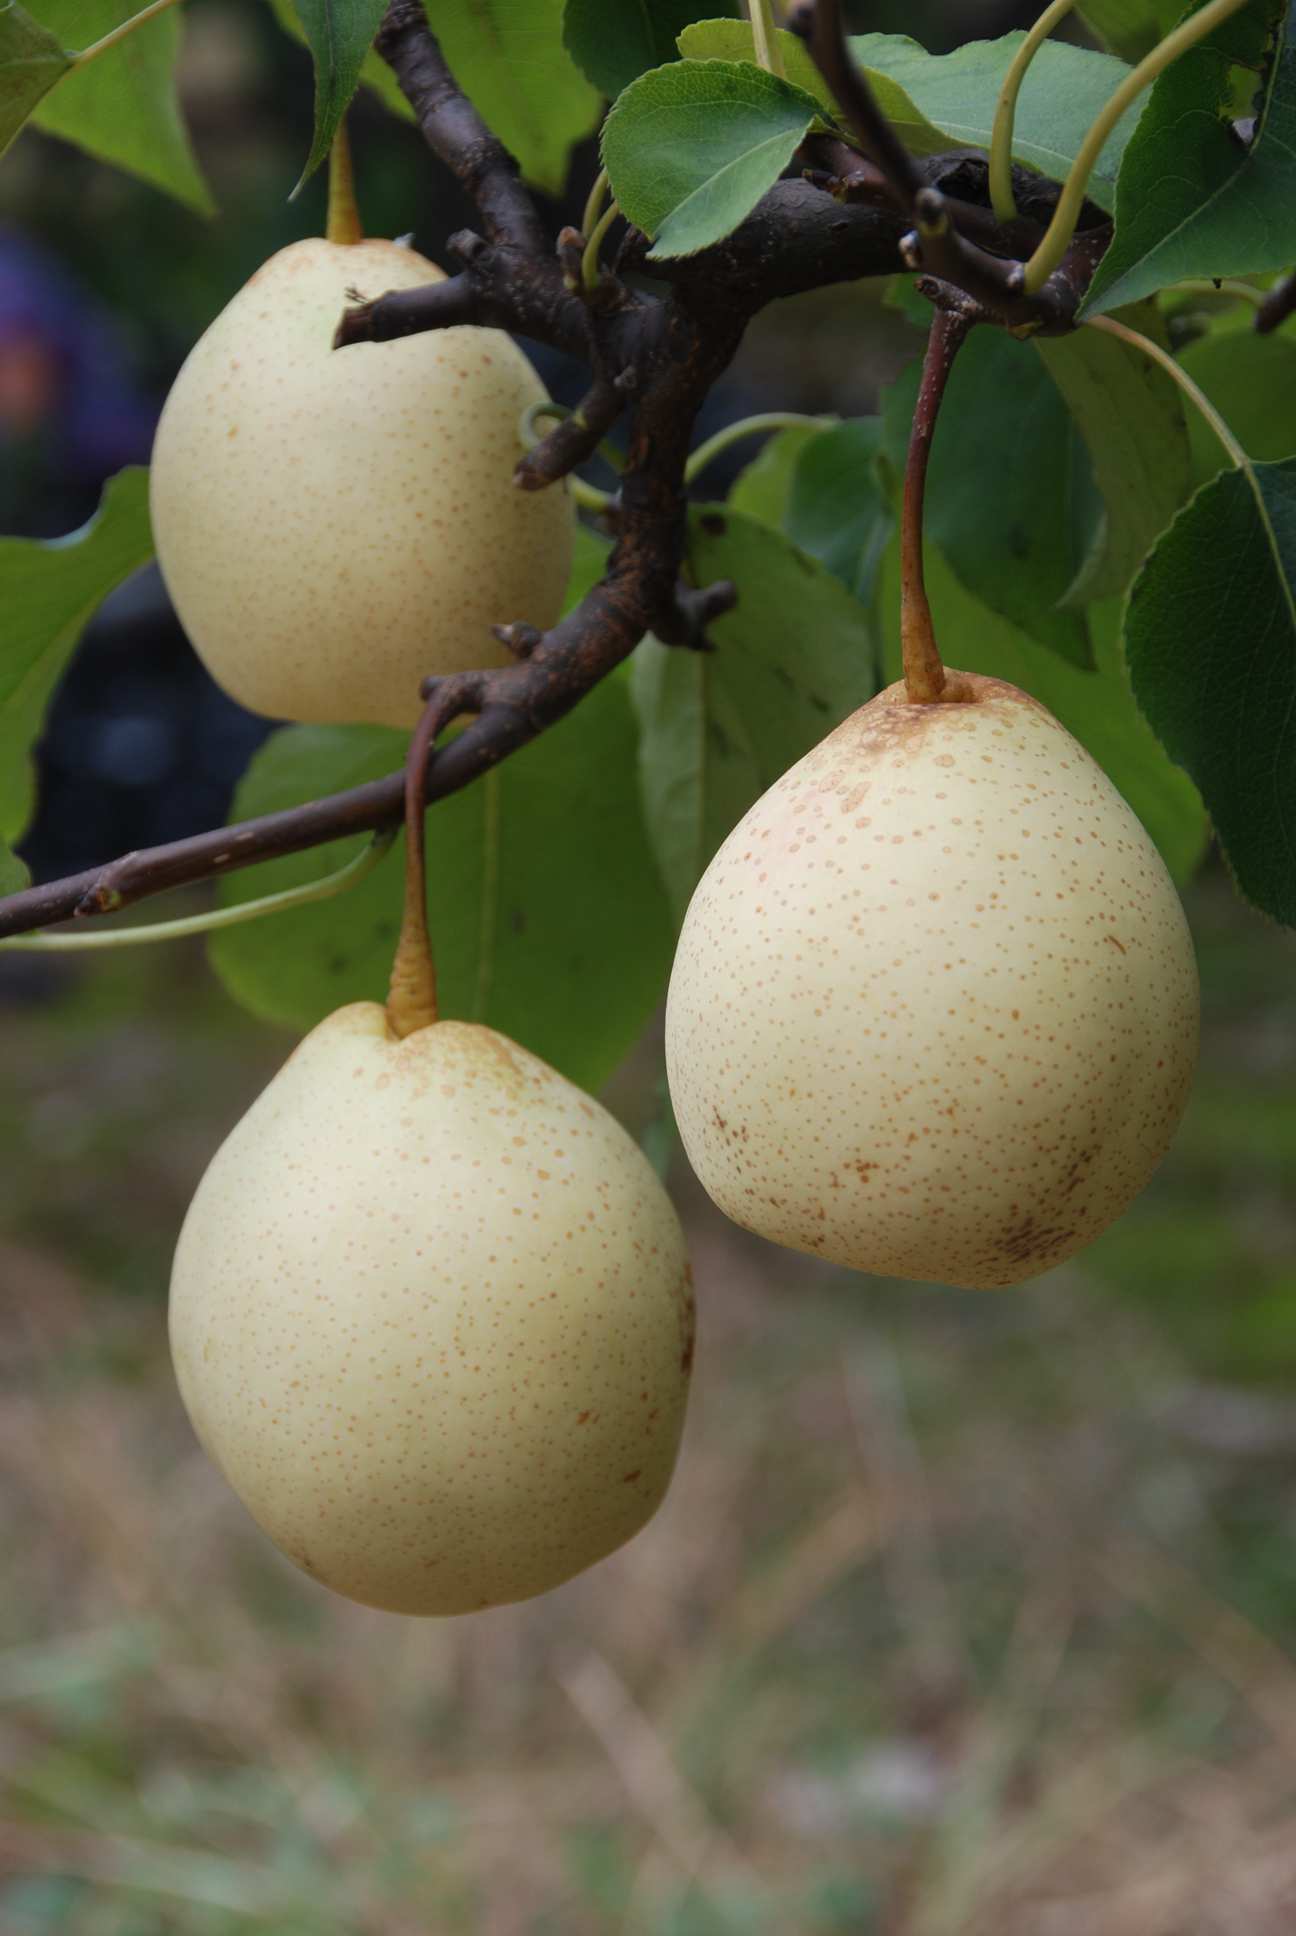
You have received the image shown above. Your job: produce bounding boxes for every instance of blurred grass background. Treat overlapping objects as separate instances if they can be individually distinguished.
[2,868,1296,1935]
[3,0,1296,1929]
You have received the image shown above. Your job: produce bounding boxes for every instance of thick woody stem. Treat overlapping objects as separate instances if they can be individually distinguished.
[373,0,543,253]
[900,307,973,704]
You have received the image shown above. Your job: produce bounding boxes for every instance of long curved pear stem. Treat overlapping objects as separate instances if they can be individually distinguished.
[386,686,457,1038]
[900,306,973,704]
[327,120,363,246]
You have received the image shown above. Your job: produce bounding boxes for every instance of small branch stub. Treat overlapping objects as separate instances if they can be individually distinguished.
[900,305,974,704]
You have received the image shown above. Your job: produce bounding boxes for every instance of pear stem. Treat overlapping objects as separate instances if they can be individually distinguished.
[748,0,785,79]
[326,120,363,246]
[900,306,972,704]
[386,688,456,1038]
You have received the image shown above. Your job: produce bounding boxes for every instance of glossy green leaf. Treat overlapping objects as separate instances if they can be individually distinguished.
[0,468,153,843]
[1077,0,1187,61]
[675,18,838,115]
[289,0,389,191]
[1082,0,1295,317]
[433,0,599,195]
[784,418,894,605]
[877,539,1207,883]
[210,673,673,1091]
[1035,302,1193,603]
[882,328,1095,667]
[0,0,69,154]
[1179,306,1296,479]
[1125,456,1296,923]
[630,504,876,922]
[601,58,822,259]
[849,31,1138,213]
[26,0,212,210]
[566,0,741,100]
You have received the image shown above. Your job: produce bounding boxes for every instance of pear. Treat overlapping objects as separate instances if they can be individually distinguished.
[169,1008,694,1615]
[149,237,573,729]
[665,671,1199,1291]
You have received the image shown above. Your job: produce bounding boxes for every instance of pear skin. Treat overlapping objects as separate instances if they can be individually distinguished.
[150,238,573,729]
[665,673,1199,1290]
[170,1009,694,1614]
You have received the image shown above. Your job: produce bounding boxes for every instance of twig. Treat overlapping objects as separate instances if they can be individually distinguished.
[373,0,543,253]
[799,0,1086,332]
[1256,268,1296,335]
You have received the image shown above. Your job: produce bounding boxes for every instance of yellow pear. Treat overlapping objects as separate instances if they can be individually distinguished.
[170,1008,694,1615]
[665,672,1199,1290]
[149,237,573,729]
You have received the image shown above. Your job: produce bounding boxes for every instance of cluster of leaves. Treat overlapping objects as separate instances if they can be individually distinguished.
[2,0,1296,1094]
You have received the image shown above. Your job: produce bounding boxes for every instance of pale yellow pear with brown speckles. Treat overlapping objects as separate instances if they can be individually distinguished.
[149,237,572,729]
[169,1008,694,1615]
[665,672,1199,1291]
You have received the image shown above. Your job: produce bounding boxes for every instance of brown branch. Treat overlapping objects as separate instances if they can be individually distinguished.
[796,0,1098,333]
[514,377,623,491]
[373,0,542,254]
[0,0,1106,944]
[1256,268,1296,335]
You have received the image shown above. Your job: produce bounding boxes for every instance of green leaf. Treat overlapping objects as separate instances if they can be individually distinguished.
[265,0,412,128]
[0,0,70,154]
[1125,456,1296,923]
[1178,305,1296,479]
[848,31,1139,214]
[1035,302,1193,603]
[784,418,895,603]
[1077,0,1188,60]
[601,58,822,259]
[0,840,29,895]
[289,0,389,190]
[25,0,212,211]
[630,504,876,921]
[434,0,600,195]
[1082,0,1295,317]
[565,0,741,101]
[727,420,834,530]
[210,674,674,1091]
[0,468,153,843]
[882,328,1095,667]
[877,538,1207,883]
[675,18,838,115]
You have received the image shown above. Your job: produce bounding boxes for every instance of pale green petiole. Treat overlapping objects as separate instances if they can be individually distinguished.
[72,0,183,65]
[1023,0,1252,296]
[0,831,397,953]
[1086,314,1248,471]
[989,0,1078,225]
[684,412,836,487]
[747,0,786,80]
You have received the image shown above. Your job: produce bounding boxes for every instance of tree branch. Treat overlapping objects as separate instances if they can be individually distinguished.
[795,0,1099,333]
[372,0,543,254]
[0,0,1108,944]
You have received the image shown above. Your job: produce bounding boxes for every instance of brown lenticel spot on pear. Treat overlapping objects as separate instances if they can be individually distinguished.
[665,671,1199,1291]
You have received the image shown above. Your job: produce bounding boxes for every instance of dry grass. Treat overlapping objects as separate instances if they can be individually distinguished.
[1,877,1295,1934]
